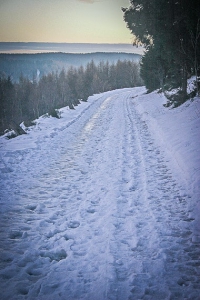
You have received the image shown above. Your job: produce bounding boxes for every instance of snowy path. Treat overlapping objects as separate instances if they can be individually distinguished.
[0,88,200,299]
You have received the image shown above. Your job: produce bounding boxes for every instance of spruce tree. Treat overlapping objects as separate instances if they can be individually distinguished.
[123,0,200,101]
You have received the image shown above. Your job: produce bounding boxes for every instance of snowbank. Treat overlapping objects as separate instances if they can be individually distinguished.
[0,91,114,152]
[133,90,200,236]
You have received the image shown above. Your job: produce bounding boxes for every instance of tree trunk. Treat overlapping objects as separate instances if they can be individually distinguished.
[181,63,188,103]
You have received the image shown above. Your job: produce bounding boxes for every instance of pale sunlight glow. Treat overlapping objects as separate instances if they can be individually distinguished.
[0,0,132,43]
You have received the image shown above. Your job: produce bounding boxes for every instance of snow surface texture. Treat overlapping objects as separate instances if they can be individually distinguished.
[0,87,200,299]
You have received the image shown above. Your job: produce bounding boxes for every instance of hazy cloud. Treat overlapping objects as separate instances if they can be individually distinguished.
[0,0,6,6]
[77,0,100,3]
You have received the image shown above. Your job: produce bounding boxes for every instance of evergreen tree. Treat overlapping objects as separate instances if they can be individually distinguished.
[0,59,142,134]
[0,76,15,133]
[123,0,200,102]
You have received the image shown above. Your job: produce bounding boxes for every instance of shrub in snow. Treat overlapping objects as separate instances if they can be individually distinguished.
[23,120,37,127]
[5,130,18,140]
[48,108,61,119]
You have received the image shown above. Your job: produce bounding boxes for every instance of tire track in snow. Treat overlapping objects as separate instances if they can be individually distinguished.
[125,95,200,299]
[0,90,132,299]
[0,88,199,299]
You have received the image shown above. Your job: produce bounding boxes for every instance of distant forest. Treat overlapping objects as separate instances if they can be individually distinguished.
[0,59,142,135]
[0,52,140,82]
[123,0,200,105]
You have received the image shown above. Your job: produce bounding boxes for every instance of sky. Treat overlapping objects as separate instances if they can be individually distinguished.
[0,0,132,44]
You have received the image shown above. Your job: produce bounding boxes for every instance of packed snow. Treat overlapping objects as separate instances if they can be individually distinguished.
[0,87,199,299]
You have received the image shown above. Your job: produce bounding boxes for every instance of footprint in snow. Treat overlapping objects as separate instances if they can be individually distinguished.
[9,230,23,240]
[25,204,37,211]
[40,249,67,262]
[26,267,43,277]
[68,221,80,229]
[70,244,87,257]
[87,208,96,214]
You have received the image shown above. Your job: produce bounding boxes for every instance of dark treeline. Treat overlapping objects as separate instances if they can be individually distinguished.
[0,59,142,134]
[123,0,200,105]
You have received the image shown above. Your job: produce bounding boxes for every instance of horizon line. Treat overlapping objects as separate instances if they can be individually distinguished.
[0,42,136,45]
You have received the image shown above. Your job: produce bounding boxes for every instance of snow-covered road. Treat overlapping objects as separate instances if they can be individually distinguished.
[0,87,200,299]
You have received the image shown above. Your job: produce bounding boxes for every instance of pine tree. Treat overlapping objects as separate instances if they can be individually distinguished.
[123,0,200,101]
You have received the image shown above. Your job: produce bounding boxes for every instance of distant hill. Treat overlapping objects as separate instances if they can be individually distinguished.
[0,52,141,82]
